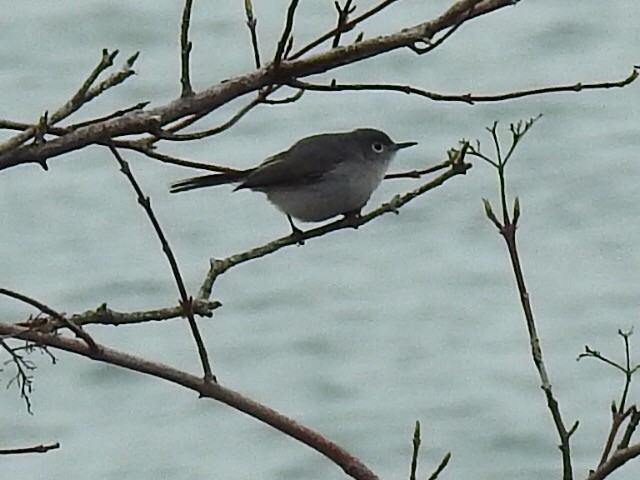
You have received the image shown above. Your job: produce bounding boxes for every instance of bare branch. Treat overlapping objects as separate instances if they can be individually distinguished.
[0,322,382,480]
[427,453,451,480]
[0,49,138,156]
[244,0,262,68]
[291,0,403,59]
[0,442,60,455]
[1,339,35,412]
[289,69,638,105]
[478,120,576,480]
[198,149,471,299]
[332,0,357,48]
[273,0,300,68]
[0,288,97,351]
[108,146,215,382]
[586,443,640,480]
[11,300,221,332]
[0,1,582,173]
[121,145,244,173]
[180,0,195,97]
[409,420,420,480]
[154,95,263,141]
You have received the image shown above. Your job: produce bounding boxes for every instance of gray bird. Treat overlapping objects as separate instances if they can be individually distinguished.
[170,128,417,237]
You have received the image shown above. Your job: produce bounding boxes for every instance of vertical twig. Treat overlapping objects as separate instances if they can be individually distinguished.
[273,0,300,69]
[108,146,214,382]
[333,0,356,48]
[244,0,262,68]
[474,119,575,480]
[409,420,420,480]
[180,0,195,97]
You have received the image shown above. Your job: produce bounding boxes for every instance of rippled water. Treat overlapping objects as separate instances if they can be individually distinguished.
[2,1,640,479]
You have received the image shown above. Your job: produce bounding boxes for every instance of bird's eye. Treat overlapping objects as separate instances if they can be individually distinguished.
[371,142,384,153]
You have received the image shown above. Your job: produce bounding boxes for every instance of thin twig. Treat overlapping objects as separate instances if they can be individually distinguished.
[409,420,420,480]
[273,0,300,68]
[180,0,195,97]
[426,453,451,480]
[108,146,215,382]
[333,0,356,48]
[0,442,60,455]
[577,329,640,470]
[0,288,98,351]
[385,161,450,179]
[409,3,475,54]
[121,145,244,173]
[477,120,575,480]
[1,339,35,413]
[154,95,263,141]
[618,408,640,449]
[153,87,303,142]
[67,102,150,130]
[12,300,221,331]
[0,49,132,155]
[289,69,638,105]
[198,150,470,299]
[291,0,402,59]
[244,0,262,68]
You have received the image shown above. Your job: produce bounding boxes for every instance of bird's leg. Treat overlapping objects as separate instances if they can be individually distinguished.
[286,215,305,245]
[341,208,362,229]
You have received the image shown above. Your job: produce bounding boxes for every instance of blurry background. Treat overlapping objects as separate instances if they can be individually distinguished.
[1,1,639,479]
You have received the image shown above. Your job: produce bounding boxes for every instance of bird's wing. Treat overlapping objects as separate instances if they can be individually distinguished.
[237,134,347,190]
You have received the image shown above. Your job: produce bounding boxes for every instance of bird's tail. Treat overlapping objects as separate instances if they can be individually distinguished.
[170,170,250,193]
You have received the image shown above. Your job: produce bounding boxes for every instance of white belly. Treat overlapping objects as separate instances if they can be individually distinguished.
[264,158,392,222]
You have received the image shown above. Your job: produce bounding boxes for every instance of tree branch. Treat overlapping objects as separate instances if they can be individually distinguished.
[477,120,576,480]
[109,146,215,382]
[0,442,60,455]
[0,322,381,480]
[180,0,195,97]
[289,68,638,105]
[0,0,521,172]
[198,148,470,299]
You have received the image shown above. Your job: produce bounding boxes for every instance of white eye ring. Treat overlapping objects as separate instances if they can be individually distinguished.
[371,142,384,153]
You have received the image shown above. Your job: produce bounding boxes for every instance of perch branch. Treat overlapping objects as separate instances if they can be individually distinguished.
[198,147,470,299]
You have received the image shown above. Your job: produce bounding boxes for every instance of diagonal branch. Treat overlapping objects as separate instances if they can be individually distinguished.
[108,146,215,382]
[0,1,542,172]
[0,49,137,156]
[291,0,403,59]
[0,321,382,480]
[198,149,470,299]
[0,288,97,351]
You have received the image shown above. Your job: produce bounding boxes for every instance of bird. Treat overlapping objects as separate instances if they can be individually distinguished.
[170,128,417,238]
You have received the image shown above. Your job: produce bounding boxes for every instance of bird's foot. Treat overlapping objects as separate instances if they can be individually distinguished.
[287,215,306,245]
[341,209,362,229]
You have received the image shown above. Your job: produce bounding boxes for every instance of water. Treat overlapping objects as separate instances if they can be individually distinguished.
[2,1,640,479]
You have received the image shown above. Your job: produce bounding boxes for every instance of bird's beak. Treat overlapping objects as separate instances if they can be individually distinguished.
[394,141,418,150]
